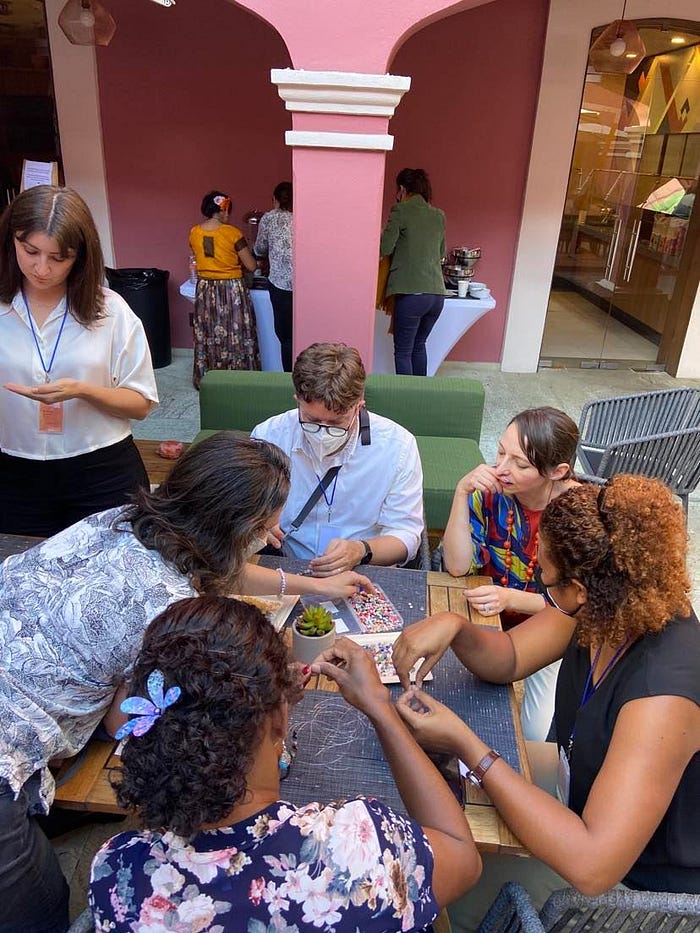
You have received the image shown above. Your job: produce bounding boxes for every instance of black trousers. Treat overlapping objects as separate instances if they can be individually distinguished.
[0,435,149,537]
[0,778,69,933]
[268,281,294,372]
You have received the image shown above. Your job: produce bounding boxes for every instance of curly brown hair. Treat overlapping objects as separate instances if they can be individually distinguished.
[540,476,690,647]
[292,343,366,413]
[113,596,295,838]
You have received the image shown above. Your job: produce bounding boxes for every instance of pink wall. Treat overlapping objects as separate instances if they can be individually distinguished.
[386,0,549,362]
[96,0,292,348]
[95,0,547,362]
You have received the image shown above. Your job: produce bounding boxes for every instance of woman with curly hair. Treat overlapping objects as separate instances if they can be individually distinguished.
[393,476,699,930]
[0,433,373,931]
[89,596,481,931]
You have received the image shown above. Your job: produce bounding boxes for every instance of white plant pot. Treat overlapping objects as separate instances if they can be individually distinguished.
[292,621,336,667]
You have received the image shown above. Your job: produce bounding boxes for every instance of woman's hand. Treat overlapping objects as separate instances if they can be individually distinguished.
[313,571,375,599]
[396,688,471,755]
[392,612,464,689]
[311,637,389,717]
[286,661,312,705]
[265,523,284,550]
[5,379,83,403]
[456,463,502,497]
[465,584,512,617]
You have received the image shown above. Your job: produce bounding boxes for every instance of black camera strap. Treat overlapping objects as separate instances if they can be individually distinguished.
[289,466,342,531]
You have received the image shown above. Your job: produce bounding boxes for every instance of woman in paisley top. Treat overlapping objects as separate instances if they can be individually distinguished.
[441,407,579,741]
[0,433,373,932]
[89,596,481,931]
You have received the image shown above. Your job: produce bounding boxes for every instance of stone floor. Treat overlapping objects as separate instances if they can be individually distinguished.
[57,350,700,920]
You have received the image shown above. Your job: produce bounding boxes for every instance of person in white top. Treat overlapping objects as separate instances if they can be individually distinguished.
[0,185,158,536]
[251,342,424,573]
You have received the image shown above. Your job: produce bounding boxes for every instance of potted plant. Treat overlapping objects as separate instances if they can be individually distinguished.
[292,604,336,666]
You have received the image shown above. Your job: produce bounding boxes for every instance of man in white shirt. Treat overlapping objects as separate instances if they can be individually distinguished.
[251,343,424,574]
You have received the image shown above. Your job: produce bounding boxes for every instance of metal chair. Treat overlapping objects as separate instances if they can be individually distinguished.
[576,387,700,518]
[475,882,700,933]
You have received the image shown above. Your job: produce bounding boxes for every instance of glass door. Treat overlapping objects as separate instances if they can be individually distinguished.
[541,25,700,371]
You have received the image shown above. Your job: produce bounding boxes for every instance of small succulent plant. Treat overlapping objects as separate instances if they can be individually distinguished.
[295,604,334,637]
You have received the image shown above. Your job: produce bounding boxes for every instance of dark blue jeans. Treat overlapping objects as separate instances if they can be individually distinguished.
[392,293,445,376]
[268,281,294,372]
[0,778,70,932]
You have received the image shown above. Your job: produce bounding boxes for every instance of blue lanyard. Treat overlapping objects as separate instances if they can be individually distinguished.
[22,289,69,383]
[315,469,339,519]
[567,638,630,759]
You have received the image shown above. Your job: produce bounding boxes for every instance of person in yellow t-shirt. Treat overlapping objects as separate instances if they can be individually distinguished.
[188,190,260,388]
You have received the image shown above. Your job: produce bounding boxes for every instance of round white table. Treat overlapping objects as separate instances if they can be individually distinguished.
[179,280,283,371]
[373,295,496,375]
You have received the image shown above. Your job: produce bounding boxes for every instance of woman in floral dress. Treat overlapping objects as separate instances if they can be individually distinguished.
[89,596,481,931]
[189,190,260,388]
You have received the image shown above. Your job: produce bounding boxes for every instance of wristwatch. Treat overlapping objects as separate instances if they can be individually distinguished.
[459,750,501,788]
[359,539,373,565]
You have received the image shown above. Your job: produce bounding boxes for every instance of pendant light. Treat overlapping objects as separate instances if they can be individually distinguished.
[588,1,647,75]
[58,0,116,46]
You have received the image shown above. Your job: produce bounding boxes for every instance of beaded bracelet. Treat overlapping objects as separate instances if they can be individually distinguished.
[277,567,287,596]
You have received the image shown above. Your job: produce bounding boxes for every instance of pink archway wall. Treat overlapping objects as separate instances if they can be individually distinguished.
[231,0,494,365]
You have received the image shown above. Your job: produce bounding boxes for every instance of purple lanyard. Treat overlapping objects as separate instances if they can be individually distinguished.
[566,638,630,760]
[22,289,69,383]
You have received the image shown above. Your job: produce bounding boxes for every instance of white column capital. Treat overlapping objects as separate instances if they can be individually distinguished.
[270,69,411,117]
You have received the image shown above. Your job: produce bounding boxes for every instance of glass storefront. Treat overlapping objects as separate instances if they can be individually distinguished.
[541,21,700,371]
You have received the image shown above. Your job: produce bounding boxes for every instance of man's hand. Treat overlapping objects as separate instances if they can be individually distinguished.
[311,637,390,717]
[392,612,464,689]
[309,537,365,575]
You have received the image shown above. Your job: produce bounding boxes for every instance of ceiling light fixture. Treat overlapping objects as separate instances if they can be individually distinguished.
[588,0,647,75]
[58,0,116,45]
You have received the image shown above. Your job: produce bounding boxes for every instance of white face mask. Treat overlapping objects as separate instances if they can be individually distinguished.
[305,417,358,460]
[242,533,269,561]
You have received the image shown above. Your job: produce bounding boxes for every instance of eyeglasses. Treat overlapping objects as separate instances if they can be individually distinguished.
[297,406,356,437]
[533,565,581,617]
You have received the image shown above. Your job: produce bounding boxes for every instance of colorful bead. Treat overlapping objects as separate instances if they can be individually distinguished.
[501,505,538,588]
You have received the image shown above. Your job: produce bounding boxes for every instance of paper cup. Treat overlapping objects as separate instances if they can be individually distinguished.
[457,280,469,298]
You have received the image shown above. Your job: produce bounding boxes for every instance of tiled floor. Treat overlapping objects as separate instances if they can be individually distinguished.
[57,349,700,920]
[541,290,659,363]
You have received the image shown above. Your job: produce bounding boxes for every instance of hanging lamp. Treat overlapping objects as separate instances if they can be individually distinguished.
[588,0,647,74]
[58,0,116,46]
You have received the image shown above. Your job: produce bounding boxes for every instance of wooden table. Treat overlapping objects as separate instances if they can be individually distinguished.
[134,438,189,486]
[53,572,529,855]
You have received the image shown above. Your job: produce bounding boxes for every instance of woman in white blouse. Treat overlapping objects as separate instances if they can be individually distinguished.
[255,181,293,370]
[0,185,158,536]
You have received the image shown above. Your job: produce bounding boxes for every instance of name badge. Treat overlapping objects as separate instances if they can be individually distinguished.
[38,401,64,434]
[556,746,571,806]
[317,523,345,556]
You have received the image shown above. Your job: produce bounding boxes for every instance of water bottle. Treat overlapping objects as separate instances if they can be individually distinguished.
[188,252,197,284]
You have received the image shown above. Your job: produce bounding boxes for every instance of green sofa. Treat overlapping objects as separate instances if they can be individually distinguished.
[196,370,485,530]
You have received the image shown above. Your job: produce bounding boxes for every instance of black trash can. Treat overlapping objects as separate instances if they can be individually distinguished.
[106,267,172,368]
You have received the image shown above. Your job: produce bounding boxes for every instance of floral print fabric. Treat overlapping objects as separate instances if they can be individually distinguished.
[89,796,438,932]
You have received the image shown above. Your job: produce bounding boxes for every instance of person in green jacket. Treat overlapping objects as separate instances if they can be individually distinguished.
[380,168,446,376]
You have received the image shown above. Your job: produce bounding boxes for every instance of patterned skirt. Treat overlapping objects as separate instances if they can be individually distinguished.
[193,277,260,388]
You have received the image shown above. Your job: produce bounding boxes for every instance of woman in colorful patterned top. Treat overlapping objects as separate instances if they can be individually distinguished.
[254,181,294,371]
[189,190,259,389]
[89,597,481,932]
[441,407,579,741]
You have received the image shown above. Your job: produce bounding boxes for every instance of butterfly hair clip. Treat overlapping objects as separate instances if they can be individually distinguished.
[115,669,181,740]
